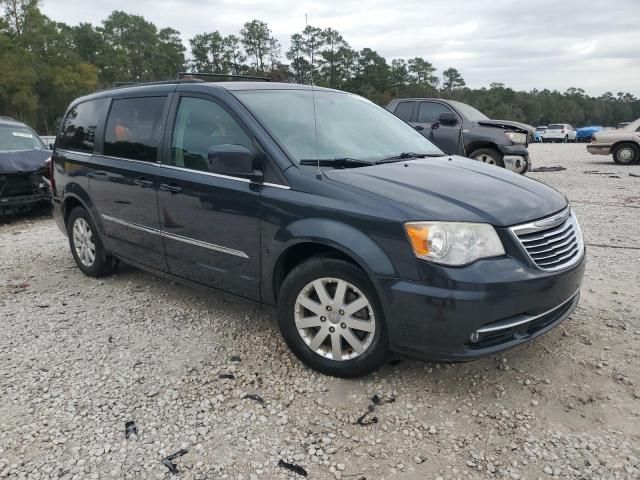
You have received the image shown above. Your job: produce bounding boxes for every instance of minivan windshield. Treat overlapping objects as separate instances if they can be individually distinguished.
[235,89,443,164]
[0,125,47,152]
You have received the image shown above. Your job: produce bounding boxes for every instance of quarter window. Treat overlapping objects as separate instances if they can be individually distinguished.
[59,99,108,152]
[394,102,414,122]
[104,96,167,162]
[170,97,252,172]
[417,102,454,124]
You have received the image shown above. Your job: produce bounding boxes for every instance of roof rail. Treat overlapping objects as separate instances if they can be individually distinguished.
[111,78,205,89]
[177,72,271,82]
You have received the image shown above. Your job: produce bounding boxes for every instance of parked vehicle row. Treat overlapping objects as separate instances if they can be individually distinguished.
[387,98,533,174]
[50,79,585,377]
[0,116,52,216]
[587,118,640,164]
[542,124,577,143]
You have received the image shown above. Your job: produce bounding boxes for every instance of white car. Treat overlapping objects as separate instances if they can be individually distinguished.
[543,124,577,143]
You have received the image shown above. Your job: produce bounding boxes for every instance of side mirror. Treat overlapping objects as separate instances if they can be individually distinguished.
[438,112,459,126]
[207,144,256,178]
[49,143,54,150]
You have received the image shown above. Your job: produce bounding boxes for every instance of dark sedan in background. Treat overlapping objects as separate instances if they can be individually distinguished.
[0,116,52,216]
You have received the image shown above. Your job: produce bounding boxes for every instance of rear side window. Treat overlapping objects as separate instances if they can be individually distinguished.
[59,99,108,152]
[417,102,453,124]
[170,97,252,172]
[104,96,167,162]
[393,102,414,122]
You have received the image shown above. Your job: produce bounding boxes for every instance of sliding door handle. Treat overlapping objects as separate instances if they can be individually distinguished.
[134,177,154,188]
[160,183,182,194]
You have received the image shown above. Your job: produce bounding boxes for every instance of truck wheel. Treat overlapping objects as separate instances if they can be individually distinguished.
[612,143,640,165]
[277,256,390,377]
[469,148,505,168]
[67,207,119,277]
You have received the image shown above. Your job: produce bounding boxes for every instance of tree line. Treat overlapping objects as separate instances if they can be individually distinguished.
[2,0,639,134]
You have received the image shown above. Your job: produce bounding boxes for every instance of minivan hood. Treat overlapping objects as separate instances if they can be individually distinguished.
[324,156,567,227]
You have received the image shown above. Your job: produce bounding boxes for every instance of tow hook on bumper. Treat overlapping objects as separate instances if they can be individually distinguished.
[503,155,530,174]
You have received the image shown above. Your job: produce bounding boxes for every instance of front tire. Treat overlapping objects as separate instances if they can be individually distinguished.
[277,257,390,377]
[469,148,505,168]
[612,143,640,165]
[67,207,118,277]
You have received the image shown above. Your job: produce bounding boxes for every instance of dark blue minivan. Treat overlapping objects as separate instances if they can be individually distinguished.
[51,80,585,377]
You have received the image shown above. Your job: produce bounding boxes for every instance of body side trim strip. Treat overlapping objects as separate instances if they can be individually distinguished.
[101,214,249,259]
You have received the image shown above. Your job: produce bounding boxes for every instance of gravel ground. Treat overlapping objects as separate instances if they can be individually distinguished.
[1,143,639,480]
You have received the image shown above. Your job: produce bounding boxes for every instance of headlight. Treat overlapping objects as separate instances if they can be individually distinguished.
[504,131,527,144]
[404,222,505,266]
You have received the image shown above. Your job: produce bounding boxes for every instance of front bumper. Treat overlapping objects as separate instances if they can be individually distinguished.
[587,144,611,156]
[379,253,585,361]
[0,192,51,214]
[499,144,530,174]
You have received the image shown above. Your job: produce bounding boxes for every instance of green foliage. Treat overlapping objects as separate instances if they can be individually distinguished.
[0,2,638,134]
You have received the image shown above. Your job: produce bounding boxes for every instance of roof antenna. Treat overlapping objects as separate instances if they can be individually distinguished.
[306,13,321,179]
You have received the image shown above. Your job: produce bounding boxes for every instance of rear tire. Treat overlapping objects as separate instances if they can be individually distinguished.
[67,207,118,277]
[277,257,390,377]
[612,143,640,165]
[468,148,505,168]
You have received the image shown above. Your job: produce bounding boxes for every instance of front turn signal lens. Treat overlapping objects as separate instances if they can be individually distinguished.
[404,221,505,266]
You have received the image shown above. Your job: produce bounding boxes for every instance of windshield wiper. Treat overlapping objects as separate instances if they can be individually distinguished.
[299,157,374,168]
[375,152,445,164]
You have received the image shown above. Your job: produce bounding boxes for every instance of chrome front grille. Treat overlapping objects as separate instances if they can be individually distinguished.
[510,208,584,271]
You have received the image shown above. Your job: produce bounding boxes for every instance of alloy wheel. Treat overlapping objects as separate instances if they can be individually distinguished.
[474,153,496,165]
[72,217,96,267]
[294,277,376,361]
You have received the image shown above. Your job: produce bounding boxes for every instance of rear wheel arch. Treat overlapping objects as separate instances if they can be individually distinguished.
[63,196,84,226]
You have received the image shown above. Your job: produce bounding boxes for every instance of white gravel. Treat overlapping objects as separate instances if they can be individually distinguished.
[1,143,639,479]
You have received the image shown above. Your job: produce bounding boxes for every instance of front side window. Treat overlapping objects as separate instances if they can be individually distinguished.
[59,99,108,152]
[417,102,454,124]
[170,97,252,172]
[0,125,46,152]
[394,102,415,122]
[104,96,167,162]
[235,90,442,164]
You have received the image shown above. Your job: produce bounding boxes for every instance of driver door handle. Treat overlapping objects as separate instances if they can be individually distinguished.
[160,183,182,194]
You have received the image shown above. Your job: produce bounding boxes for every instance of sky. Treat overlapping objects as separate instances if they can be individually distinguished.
[41,0,640,96]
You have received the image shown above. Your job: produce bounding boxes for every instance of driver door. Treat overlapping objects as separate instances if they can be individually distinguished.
[156,93,261,300]
[411,101,462,155]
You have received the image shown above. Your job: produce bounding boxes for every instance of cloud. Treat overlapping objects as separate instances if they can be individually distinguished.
[40,0,640,96]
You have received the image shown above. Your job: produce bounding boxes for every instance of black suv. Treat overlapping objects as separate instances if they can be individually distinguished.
[0,116,52,216]
[52,80,585,377]
[387,98,534,174]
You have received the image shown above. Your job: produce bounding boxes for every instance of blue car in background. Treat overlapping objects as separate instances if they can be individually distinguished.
[576,126,602,143]
[534,126,546,142]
